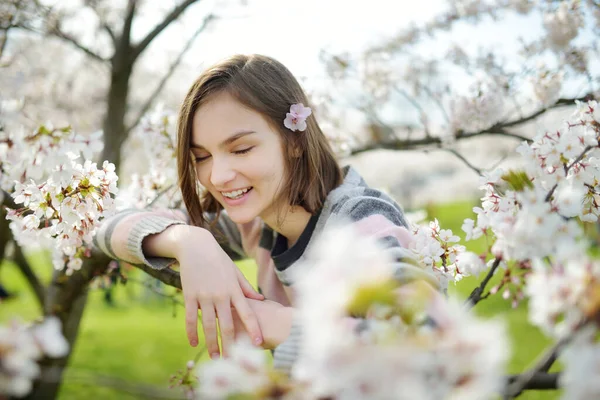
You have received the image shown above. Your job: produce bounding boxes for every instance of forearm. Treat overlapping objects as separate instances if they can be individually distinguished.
[263,306,294,349]
[94,209,189,267]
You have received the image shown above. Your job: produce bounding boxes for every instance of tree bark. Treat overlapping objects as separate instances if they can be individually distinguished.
[25,251,111,399]
[101,61,132,170]
[12,242,46,309]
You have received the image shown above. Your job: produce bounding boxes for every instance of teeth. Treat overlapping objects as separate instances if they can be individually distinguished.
[222,188,250,199]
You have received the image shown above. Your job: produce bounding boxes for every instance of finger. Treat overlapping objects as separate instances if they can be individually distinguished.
[232,294,263,346]
[199,301,220,359]
[236,269,264,300]
[184,297,199,347]
[215,300,235,357]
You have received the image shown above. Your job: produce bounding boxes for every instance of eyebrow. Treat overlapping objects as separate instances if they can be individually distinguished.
[190,130,256,149]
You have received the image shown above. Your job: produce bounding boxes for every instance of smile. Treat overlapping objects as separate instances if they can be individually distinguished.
[221,187,252,199]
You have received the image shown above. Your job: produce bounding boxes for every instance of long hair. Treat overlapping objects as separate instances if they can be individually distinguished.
[177,54,343,228]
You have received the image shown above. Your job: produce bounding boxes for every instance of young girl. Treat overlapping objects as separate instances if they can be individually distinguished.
[94,54,438,374]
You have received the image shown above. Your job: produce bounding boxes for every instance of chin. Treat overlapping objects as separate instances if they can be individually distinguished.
[226,211,257,225]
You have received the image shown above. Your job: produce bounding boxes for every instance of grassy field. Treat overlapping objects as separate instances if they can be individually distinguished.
[0,199,562,399]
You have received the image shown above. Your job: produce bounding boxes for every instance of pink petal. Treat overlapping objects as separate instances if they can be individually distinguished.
[296,120,307,131]
[290,104,303,114]
[284,114,296,131]
[297,106,312,119]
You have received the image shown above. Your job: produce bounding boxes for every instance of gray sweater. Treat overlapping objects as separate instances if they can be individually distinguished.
[93,166,438,374]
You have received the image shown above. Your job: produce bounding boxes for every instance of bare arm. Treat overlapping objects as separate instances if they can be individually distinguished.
[94,208,265,357]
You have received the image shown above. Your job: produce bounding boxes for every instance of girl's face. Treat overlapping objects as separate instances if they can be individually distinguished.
[191,92,288,225]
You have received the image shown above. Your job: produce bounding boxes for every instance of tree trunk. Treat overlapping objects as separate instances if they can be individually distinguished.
[100,62,132,171]
[25,251,111,399]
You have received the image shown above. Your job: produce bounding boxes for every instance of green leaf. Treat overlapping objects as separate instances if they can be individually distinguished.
[501,170,533,192]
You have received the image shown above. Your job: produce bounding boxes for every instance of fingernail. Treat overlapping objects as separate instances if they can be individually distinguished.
[254,336,263,345]
[190,340,197,347]
[210,353,220,360]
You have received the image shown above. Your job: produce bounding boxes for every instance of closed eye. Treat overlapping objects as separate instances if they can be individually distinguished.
[194,154,211,163]
[234,147,253,155]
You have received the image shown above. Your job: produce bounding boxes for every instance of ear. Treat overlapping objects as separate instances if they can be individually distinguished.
[291,146,302,158]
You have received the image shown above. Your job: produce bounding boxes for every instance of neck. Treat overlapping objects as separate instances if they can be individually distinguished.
[262,205,312,247]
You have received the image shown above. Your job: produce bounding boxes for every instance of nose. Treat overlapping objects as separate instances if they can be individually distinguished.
[209,156,236,188]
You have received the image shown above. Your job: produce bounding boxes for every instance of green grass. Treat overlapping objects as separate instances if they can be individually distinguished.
[0,200,564,399]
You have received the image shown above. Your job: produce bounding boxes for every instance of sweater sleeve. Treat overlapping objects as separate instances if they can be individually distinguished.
[337,195,440,289]
[93,209,248,270]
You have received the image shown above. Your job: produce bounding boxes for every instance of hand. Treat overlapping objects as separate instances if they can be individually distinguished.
[231,299,294,350]
[173,226,264,358]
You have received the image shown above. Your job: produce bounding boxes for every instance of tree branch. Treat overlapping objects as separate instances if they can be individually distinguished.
[0,28,9,61]
[13,241,46,310]
[61,369,187,399]
[505,372,559,393]
[102,23,116,45]
[502,318,592,399]
[130,0,202,63]
[46,24,108,62]
[129,261,182,289]
[504,340,569,398]
[1,189,18,209]
[350,94,595,155]
[465,257,501,307]
[126,13,215,134]
[119,0,136,53]
[82,0,117,45]
[127,276,183,306]
[443,148,483,175]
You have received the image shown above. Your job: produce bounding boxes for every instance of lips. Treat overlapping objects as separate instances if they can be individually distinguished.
[219,187,254,206]
[221,186,252,199]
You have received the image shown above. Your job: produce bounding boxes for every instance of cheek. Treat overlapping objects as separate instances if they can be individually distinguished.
[195,163,210,187]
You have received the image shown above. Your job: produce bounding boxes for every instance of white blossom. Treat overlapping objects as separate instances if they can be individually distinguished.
[543,1,584,50]
[0,317,69,397]
[450,82,504,133]
[525,258,599,337]
[529,68,563,107]
[196,339,270,399]
[560,328,600,400]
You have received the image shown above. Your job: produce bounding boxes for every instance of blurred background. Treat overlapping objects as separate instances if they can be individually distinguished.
[1,0,599,398]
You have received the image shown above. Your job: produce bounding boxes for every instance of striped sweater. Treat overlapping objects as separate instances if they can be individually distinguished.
[93,166,439,374]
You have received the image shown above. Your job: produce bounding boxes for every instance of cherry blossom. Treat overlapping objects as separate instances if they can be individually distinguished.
[0,317,69,397]
[284,103,312,132]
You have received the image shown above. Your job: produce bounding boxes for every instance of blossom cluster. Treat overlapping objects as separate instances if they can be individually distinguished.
[462,101,600,342]
[117,105,181,209]
[319,0,597,145]
[0,317,69,397]
[2,124,118,274]
[409,218,486,289]
[195,225,509,399]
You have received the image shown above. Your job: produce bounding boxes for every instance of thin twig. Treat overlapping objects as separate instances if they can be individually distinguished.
[444,148,483,175]
[545,145,594,202]
[422,85,450,123]
[127,276,184,307]
[465,257,501,307]
[147,184,177,208]
[126,14,215,134]
[47,24,108,62]
[130,0,202,62]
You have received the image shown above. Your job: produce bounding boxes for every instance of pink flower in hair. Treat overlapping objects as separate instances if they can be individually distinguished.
[284,103,312,132]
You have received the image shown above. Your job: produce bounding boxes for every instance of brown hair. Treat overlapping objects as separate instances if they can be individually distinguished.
[177,54,343,228]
